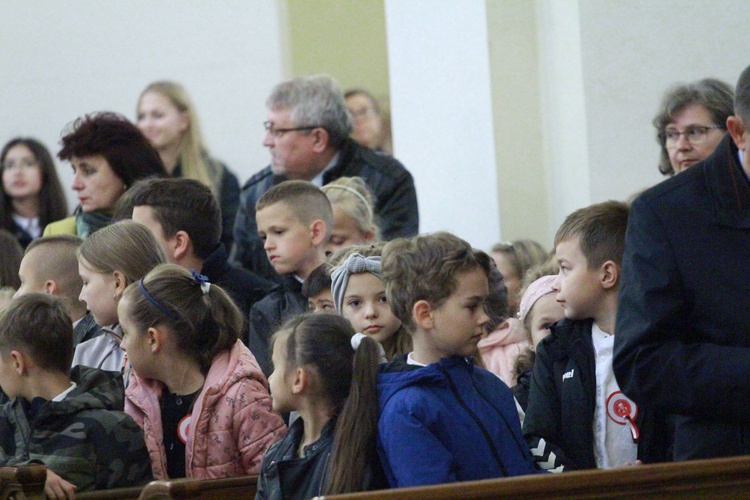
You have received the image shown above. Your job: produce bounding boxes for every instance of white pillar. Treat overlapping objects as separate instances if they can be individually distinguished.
[385,0,500,250]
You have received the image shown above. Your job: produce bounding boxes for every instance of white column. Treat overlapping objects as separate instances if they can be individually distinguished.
[385,0,500,250]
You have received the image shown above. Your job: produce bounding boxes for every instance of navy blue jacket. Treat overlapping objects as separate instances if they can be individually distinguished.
[232,139,419,280]
[614,133,750,460]
[377,356,537,487]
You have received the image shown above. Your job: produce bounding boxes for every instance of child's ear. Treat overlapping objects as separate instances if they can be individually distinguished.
[147,326,165,354]
[171,230,192,261]
[44,279,58,295]
[112,270,127,300]
[291,367,307,395]
[9,350,26,376]
[309,220,328,247]
[600,261,620,290]
[413,300,434,330]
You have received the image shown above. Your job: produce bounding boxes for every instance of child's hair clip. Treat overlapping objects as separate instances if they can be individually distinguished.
[191,269,211,295]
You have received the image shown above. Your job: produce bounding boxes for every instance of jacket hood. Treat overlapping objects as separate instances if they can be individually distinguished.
[377,356,471,410]
[477,318,527,350]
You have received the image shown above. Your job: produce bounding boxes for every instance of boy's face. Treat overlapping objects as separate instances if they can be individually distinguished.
[427,267,490,359]
[14,251,45,298]
[308,290,334,313]
[553,236,603,320]
[132,206,177,263]
[257,202,317,278]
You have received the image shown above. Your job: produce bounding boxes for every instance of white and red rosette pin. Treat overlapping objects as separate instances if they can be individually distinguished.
[606,391,640,443]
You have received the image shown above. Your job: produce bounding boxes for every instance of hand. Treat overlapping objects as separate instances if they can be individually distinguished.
[622,460,643,467]
[45,470,77,499]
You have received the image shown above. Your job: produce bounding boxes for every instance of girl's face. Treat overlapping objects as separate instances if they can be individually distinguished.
[2,144,43,202]
[136,91,189,153]
[118,297,156,378]
[268,339,294,413]
[78,257,119,326]
[527,293,565,350]
[342,272,401,344]
[326,205,372,254]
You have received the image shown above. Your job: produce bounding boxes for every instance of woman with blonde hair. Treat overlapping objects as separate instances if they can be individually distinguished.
[136,81,240,250]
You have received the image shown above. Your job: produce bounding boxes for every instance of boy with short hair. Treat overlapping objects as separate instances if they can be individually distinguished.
[15,236,101,347]
[302,262,334,313]
[523,200,669,471]
[0,294,152,495]
[248,180,332,376]
[126,177,273,319]
[378,232,537,487]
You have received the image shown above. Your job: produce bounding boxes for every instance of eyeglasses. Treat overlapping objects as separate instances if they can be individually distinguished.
[665,125,723,147]
[2,159,38,171]
[263,121,320,138]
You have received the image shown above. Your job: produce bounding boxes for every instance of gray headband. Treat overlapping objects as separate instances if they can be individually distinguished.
[331,253,382,312]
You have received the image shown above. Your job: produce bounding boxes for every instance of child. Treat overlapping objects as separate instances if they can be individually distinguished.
[74,220,167,372]
[511,269,564,412]
[257,313,386,498]
[120,264,285,479]
[248,180,332,377]
[302,262,334,313]
[127,177,273,320]
[331,251,411,361]
[0,294,152,495]
[523,200,669,471]
[15,235,101,347]
[490,240,549,317]
[321,176,378,254]
[378,232,537,487]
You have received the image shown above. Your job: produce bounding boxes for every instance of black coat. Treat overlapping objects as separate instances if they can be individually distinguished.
[524,318,671,471]
[614,133,750,460]
[232,139,419,280]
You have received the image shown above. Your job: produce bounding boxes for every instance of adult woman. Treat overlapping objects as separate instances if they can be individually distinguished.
[654,78,734,176]
[44,112,167,238]
[136,81,240,250]
[0,138,68,248]
[344,89,391,154]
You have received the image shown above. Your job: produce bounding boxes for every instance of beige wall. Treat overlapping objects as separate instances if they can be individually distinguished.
[486,0,550,249]
[287,0,390,105]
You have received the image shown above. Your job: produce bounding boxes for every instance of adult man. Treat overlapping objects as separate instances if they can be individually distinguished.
[233,75,418,280]
[128,177,273,319]
[614,64,750,460]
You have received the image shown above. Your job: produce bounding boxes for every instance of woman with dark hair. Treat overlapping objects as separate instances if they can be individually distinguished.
[44,112,168,238]
[654,78,734,176]
[0,138,68,248]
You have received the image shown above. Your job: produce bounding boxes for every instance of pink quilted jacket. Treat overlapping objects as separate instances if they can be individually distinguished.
[125,340,286,479]
[477,318,530,387]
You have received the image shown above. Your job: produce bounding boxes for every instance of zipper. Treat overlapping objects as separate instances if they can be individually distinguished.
[437,364,508,476]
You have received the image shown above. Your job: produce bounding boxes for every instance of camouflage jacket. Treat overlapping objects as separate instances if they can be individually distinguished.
[0,365,153,491]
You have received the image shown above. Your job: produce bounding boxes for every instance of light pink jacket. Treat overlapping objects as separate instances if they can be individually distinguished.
[125,340,286,479]
[477,318,530,387]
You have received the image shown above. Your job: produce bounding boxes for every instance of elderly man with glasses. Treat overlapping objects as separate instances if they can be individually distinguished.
[232,75,418,281]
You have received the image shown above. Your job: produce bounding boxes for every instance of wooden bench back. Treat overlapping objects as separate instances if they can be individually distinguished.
[321,455,750,499]
[0,464,47,500]
[138,475,259,499]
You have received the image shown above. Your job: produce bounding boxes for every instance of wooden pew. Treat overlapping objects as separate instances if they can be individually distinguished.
[0,464,46,500]
[322,455,750,499]
[137,475,259,499]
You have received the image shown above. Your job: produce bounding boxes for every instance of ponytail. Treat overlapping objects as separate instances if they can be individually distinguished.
[326,335,381,494]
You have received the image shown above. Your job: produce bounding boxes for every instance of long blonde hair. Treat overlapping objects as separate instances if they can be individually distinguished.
[138,81,221,195]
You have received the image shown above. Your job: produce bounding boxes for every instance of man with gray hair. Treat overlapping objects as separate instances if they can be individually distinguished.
[233,75,418,280]
[614,64,750,461]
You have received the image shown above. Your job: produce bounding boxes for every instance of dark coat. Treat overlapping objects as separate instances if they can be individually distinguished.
[378,356,537,487]
[232,139,419,280]
[614,133,750,460]
[246,276,307,378]
[524,319,671,471]
[73,312,103,348]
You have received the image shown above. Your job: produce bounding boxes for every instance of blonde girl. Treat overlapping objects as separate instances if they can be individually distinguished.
[331,251,411,361]
[136,81,240,249]
[257,313,385,498]
[321,176,379,254]
[74,220,167,372]
[119,264,285,480]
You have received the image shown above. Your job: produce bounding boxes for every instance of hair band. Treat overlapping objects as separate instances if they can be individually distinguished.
[351,332,388,363]
[139,278,178,319]
[322,184,374,222]
[191,269,211,295]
